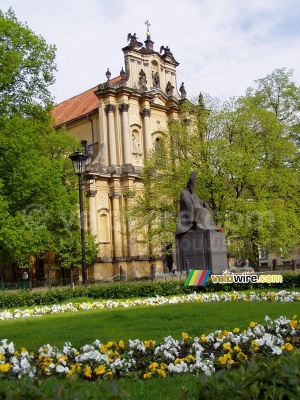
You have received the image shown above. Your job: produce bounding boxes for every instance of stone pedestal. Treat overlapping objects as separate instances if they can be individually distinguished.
[176,230,227,274]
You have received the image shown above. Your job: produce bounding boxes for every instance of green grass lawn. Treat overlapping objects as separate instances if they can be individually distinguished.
[1,300,299,350]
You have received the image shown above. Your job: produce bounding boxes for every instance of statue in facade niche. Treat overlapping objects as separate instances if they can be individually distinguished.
[166,81,174,96]
[176,172,217,234]
[152,71,160,88]
[132,132,141,154]
[139,69,147,89]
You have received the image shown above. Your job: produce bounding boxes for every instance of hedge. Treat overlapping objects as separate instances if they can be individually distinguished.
[0,272,299,309]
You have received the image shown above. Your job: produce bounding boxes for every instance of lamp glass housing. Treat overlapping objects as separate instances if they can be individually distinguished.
[69,151,89,176]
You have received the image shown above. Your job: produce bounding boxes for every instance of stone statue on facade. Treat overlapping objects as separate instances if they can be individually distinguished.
[179,82,186,98]
[139,69,147,90]
[152,71,160,88]
[176,171,217,234]
[166,81,174,96]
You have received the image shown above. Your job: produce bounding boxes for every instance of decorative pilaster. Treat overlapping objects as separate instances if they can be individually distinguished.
[119,103,131,165]
[140,108,151,155]
[86,190,97,237]
[105,104,117,166]
[109,192,122,257]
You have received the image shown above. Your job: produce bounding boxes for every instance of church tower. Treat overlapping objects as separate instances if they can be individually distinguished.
[53,26,186,280]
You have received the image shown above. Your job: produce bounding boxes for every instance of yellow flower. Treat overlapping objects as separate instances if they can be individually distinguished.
[249,322,257,328]
[223,330,229,337]
[233,328,240,334]
[95,365,106,375]
[200,335,208,343]
[182,332,189,339]
[66,370,74,378]
[233,345,242,353]
[160,363,168,369]
[282,343,294,351]
[0,352,5,360]
[148,362,159,370]
[105,371,113,377]
[292,315,297,320]
[66,363,82,378]
[118,340,125,349]
[106,341,114,348]
[0,363,12,373]
[144,340,155,348]
[186,355,195,363]
[237,352,248,362]
[174,358,181,365]
[143,372,152,379]
[83,365,92,379]
[100,345,107,354]
[157,368,167,378]
[290,320,297,328]
[218,356,227,365]
[223,343,231,351]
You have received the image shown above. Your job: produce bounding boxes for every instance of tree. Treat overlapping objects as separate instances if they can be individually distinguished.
[0,8,56,117]
[246,68,300,142]
[212,96,300,264]
[0,9,97,277]
[126,71,300,267]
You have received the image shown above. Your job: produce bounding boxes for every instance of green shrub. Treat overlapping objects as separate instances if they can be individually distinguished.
[0,272,299,309]
[180,351,300,399]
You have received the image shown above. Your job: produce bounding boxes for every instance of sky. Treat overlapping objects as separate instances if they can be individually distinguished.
[1,0,300,105]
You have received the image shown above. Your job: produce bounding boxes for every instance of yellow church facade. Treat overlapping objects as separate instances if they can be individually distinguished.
[53,31,186,281]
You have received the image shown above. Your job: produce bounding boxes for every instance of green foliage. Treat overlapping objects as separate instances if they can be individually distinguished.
[180,351,300,399]
[0,273,299,308]
[127,70,300,265]
[0,8,97,271]
[0,8,56,117]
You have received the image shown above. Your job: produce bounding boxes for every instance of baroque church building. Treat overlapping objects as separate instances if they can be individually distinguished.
[53,29,187,281]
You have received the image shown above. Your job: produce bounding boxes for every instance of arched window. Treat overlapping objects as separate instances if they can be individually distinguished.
[155,137,162,158]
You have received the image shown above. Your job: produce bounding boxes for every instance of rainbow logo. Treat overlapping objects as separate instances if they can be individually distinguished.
[184,269,211,286]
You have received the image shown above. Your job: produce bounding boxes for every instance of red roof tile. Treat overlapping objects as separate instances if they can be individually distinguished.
[52,76,123,126]
[52,86,98,127]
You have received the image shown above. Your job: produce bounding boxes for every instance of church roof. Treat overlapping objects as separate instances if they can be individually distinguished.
[52,76,121,126]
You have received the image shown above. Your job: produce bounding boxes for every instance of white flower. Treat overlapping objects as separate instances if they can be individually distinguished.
[271,346,282,355]
[168,361,189,373]
[56,365,69,374]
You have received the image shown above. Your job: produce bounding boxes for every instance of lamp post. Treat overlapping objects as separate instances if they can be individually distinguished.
[69,151,89,284]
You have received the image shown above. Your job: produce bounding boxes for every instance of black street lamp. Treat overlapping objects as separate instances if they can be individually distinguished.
[69,151,89,284]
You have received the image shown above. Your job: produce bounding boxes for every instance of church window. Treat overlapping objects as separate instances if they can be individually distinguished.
[155,137,162,158]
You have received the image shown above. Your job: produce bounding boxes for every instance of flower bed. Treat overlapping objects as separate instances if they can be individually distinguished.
[1,290,300,321]
[0,315,299,380]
